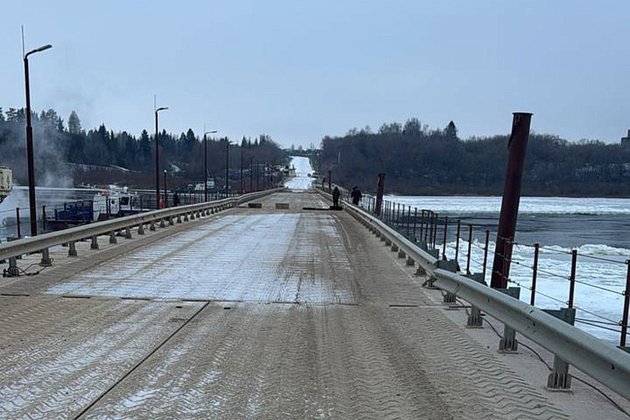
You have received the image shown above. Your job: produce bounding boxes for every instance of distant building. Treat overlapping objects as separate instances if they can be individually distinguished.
[622,130,630,146]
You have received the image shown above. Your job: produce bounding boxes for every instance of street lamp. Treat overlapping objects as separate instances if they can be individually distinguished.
[23,43,52,236]
[240,146,244,195]
[204,130,217,202]
[225,140,230,198]
[154,105,168,208]
[163,170,168,208]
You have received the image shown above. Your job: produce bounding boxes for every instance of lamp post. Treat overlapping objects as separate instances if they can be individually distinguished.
[224,140,230,198]
[249,157,253,192]
[23,43,52,236]
[240,146,244,195]
[163,170,168,208]
[154,106,168,208]
[204,130,217,202]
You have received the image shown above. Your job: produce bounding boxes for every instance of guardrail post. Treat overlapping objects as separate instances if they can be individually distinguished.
[482,230,490,283]
[39,248,53,266]
[159,218,166,228]
[466,273,487,328]
[109,231,117,244]
[16,208,21,239]
[413,208,418,240]
[620,260,630,347]
[568,249,577,308]
[184,213,189,222]
[441,216,448,260]
[68,241,78,257]
[6,257,20,277]
[531,243,540,306]
[91,236,99,250]
[454,220,461,266]
[498,287,521,352]
[149,220,156,231]
[138,223,145,235]
[177,214,183,223]
[466,224,473,274]
[124,227,133,239]
[169,216,174,226]
[544,308,576,391]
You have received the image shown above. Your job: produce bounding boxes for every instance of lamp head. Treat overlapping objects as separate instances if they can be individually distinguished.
[25,44,52,58]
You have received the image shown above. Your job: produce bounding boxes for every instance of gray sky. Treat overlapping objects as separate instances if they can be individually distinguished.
[2,0,629,148]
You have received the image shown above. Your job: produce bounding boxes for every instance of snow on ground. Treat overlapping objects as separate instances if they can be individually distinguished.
[46,213,354,304]
[284,156,314,190]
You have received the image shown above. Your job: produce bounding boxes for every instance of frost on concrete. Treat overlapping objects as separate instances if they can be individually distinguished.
[46,213,355,304]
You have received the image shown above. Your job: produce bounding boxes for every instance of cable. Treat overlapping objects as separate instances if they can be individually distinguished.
[454,297,630,418]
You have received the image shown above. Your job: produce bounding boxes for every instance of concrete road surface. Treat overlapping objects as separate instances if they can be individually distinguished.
[0,191,622,419]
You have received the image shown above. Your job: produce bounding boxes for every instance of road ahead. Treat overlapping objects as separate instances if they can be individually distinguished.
[0,191,574,419]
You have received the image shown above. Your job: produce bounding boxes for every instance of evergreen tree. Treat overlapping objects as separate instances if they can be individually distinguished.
[68,111,82,134]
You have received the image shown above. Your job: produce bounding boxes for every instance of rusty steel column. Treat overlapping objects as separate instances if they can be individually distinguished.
[374,173,385,216]
[490,112,533,289]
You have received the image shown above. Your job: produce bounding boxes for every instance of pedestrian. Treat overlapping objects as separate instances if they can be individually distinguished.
[173,192,180,207]
[332,186,341,207]
[351,186,362,205]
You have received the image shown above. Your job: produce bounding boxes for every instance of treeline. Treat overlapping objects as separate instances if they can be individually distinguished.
[0,107,288,188]
[317,119,630,196]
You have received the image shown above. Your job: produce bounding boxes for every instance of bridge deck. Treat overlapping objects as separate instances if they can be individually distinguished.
[0,192,622,418]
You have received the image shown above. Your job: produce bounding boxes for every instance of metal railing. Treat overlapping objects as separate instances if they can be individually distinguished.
[0,188,281,266]
[317,188,630,399]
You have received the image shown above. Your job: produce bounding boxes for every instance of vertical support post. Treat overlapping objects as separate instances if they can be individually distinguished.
[16,208,21,238]
[441,216,449,259]
[568,249,578,309]
[482,230,490,283]
[432,213,438,249]
[68,241,78,257]
[620,260,630,347]
[406,206,411,237]
[328,170,332,192]
[420,210,426,241]
[109,231,117,244]
[455,220,461,264]
[491,112,533,288]
[466,224,473,274]
[499,287,521,352]
[531,243,540,306]
[413,208,418,240]
[91,236,99,250]
[40,248,52,266]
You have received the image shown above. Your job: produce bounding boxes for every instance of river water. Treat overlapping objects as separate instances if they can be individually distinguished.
[386,195,629,343]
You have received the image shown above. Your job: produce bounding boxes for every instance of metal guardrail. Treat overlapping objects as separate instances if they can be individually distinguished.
[0,188,282,263]
[317,188,630,399]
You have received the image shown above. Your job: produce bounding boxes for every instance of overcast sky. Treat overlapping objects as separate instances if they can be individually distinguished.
[2,0,629,147]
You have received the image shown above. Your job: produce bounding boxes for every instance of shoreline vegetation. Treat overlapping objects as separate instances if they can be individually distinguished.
[316,119,630,197]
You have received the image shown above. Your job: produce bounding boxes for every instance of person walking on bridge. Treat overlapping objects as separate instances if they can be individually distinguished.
[351,186,362,205]
[332,186,341,207]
